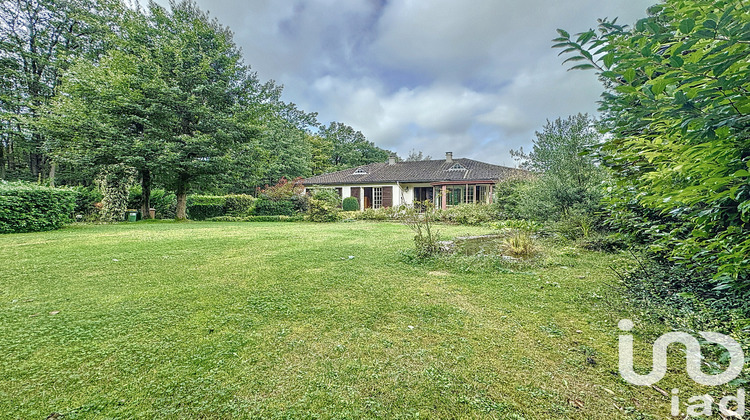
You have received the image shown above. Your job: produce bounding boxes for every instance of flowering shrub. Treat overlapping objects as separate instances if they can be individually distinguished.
[259,177,305,200]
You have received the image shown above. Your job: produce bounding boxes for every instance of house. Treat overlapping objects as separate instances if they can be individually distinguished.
[302,152,527,210]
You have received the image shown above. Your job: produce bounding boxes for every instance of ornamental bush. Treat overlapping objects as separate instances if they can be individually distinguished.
[342,196,359,211]
[0,182,77,234]
[307,198,341,223]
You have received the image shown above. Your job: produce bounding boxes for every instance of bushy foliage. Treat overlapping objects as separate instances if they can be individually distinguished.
[224,195,255,216]
[555,0,750,292]
[254,197,297,216]
[260,177,305,201]
[355,207,401,221]
[490,219,543,233]
[498,115,606,225]
[438,204,496,225]
[71,185,103,218]
[206,215,303,222]
[311,188,342,208]
[147,189,177,219]
[98,166,132,223]
[615,255,749,365]
[128,186,178,219]
[187,195,226,220]
[0,182,77,233]
[492,176,535,219]
[307,192,342,223]
[342,196,359,211]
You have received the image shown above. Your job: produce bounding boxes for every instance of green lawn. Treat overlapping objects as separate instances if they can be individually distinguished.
[0,221,704,418]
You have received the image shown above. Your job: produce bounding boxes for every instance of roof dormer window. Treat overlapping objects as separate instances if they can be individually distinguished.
[352,168,368,175]
[447,163,466,171]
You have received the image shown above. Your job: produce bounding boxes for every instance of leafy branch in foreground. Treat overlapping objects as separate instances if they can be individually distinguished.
[554,0,750,293]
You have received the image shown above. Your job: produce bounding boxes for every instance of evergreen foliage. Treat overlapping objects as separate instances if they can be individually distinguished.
[0,182,77,233]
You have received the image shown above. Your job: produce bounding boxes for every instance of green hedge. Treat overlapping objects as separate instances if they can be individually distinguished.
[0,182,77,234]
[187,195,226,220]
[253,197,297,216]
[206,215,304,222]
[225,194,255,216]
[127,186,177,219]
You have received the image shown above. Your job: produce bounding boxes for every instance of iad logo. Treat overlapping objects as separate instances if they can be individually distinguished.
[618,319,746,417]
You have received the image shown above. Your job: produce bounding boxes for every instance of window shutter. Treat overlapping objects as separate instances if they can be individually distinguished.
[382,186,393,207]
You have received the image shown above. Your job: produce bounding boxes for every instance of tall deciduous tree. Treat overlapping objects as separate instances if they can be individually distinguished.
[318,121,391,170]
[509,113,605,219]
[554,0,749,291]
[0,0,118,181]
[44,1,264,219]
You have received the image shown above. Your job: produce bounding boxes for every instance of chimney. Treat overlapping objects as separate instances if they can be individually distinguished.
[445,152,453,163]
[388,153,397,165]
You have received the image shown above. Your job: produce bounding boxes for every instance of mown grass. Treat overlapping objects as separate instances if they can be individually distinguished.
[0,221,713,418]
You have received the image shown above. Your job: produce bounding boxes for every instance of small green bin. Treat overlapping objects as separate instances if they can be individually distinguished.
[127,211,138,222]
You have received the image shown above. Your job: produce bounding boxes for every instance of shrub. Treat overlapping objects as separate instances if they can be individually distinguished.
[308,198,341,222]
[355,207,400,221]
[615,255,749,367]
[71,185,103,219]
[254,197,297,216]
[224,194,255,216]
[150,189,177,219]
[290,194,310,213]
[187,195,226,220]
[490,219,543,233]
[311,188,342,207]
[126,186,177,219]
[0,181,77,234]
[552,209,597,240]
[342,196,359,211]
[206,215,303,222]
[493,176,535,219]
[438,204,495,225]
[260,177,305,200]
[99,166,132,222]
[400,200,441,258]
[579,233,626,253]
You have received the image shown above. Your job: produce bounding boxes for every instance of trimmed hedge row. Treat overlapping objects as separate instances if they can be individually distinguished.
[253,197,297,216]
[206,215,304,222]
[0,182,77,234]
[187,194,255,220]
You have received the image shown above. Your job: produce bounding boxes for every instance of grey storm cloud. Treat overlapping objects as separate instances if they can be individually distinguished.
[142,0,654,166]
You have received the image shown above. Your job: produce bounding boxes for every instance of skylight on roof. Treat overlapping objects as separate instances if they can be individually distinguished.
[352,168,368,175]
[447,163,466,171]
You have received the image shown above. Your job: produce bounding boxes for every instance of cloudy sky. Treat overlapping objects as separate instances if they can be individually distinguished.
[144,0,654,166]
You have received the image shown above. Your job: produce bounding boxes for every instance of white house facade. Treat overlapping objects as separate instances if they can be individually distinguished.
[302,152,527,210]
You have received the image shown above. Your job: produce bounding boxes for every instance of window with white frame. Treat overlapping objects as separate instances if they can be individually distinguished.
[373,187,383,209]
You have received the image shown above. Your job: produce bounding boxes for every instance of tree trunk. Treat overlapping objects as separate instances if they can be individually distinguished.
[175,175,189,219]
[30,152,41,178]
[48,162,56,187]
[0,140,5,179]
[140,169,152,218]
